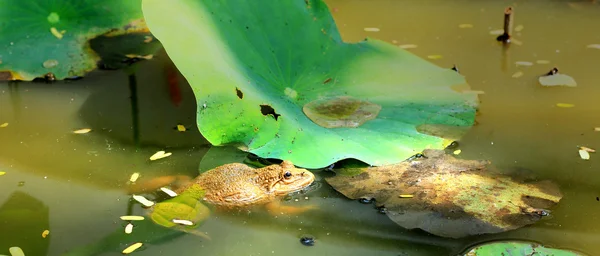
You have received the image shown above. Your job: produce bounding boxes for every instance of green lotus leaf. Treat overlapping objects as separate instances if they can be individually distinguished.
[0,0,154,80]
[142,0,479,168]
[464,241,585,256]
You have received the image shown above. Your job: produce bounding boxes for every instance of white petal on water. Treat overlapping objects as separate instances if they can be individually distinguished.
[364,27,380,32]
[9,247,24,256]
[129,172,140,183]
[512,71,524,78]
[125,223,134,234]
[398,44,417,49]
[539,74,577,87]
[515,61,533,66]
[458,24,473,28]
[73,128,91,134]
[149,151,172,161]
[132,195,155,207]
[586,44,600,49]
[120,215,145,221]
[173,219,194,226]
[536,60,550,64]
[489,29,504,35]
[160,187,178,197]
[579,149,590,160]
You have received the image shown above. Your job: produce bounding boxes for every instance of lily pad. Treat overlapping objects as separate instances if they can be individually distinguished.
[464,241,586,256]
[0,0,155,81]
[142,0,479,168]
[325,149,562,238]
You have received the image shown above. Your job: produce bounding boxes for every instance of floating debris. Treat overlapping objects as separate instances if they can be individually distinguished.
[160,187,178,197]
[73,128,91,134]
[536,60,550,64]
[556,103,575,108]
[398,44,418,49]
[9,247,24,256]
[149,151,172,161]
[458,24,473,28]
[514,24,524,32]
[125,223,134,234]
[580,146,596,153]
[42,229,50,238]
[453,149,462,155]
[579,149,590,160]
[586,44,600,49]
[176,124,186,132]
[122,242,143,254]
[43,59,59,69]
[172,219,194,226]
[129,172,140,183]
[120,215,145,221]
[132,195,155,207]
[515,61,533,66]
[0,123,8,128]
[539,68,577,87]
[363,27,380,32]
[512,71,524,78]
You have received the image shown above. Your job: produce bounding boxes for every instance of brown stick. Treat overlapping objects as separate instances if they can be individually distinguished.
[497,7,513,43]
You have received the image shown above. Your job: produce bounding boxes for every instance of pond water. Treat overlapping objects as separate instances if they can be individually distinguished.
[1,0,600,255]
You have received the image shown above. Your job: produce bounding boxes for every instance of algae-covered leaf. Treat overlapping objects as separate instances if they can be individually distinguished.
[464,241,585,256]
[0,0,154,81]
[325,149,562,238]
[142,0,479,168]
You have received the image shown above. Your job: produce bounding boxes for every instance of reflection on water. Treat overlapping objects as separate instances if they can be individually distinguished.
[1,0,600,255]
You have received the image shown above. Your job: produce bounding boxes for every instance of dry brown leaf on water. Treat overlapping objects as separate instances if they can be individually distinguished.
[579,146,596,153]
[149,151,172,161]
[0,122,8,128]
[125,223,134,234]
[556,103,575,108]
[122,242,143,254]
[73,128,91,134]
[579,150,590,160]
[512,71,524,78]
[129,172,140,183]
[42,229,50,238]
[120,215,145,221]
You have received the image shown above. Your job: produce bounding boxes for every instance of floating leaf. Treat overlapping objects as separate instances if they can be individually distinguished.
[72,128,92,134]
[464,241,584,256]
[142,0,478,168]
[149,151,172,161]
[539,74,577,87]
[326,149,562,238]
[579,149,590,160]
[122,242,143,254]
[0,0,155,81]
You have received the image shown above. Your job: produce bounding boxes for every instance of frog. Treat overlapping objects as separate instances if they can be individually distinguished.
[129,160,316,214]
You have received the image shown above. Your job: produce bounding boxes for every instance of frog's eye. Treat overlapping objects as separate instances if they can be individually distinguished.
[284,171,292,179]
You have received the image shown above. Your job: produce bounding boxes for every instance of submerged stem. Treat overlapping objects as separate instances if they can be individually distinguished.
[497,7,513,43]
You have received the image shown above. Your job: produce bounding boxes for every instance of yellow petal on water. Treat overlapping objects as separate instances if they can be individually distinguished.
[458,24,473,28]
[514,24,524,32]
[50,27,63,39]
[489,29,504,35]
[129,172,140,183]
[580,146,596,153]
[398,194,414,198]
[122,242,143,254]
[427,55,443,60]
[536,60,550,64]
[160,187,178,197]
[9,247,24,256]
[512,71,524,78]
[132,195,155,207]
[586,44,600,49]
[594,127,600,132]
[120,215,145,221]
[453,149,462,155]
[0,171,6,176]
[73,128,91,134]
[176,124,186,132]
[515,61,533,66]
[0,123,8,128]
[579,149,590,160]
[556,103,575,108]
[149,151,172,161]
[125,223,134,234]
[42,229,50,238]
[363,27,380,32]
[172,219,194,226]
[398,44,418,49]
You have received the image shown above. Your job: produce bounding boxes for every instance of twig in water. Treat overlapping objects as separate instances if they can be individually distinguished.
[496,7,513,43]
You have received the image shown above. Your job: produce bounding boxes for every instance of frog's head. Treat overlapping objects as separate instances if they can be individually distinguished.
[271,160,315,195]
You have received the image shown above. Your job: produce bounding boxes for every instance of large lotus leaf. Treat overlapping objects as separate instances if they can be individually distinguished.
[463,241,585,256]
[142,0,479,168]
[325,149,563,238]
[0,0,153,81]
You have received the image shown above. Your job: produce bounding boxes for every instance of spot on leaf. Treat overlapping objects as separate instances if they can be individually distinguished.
[236,87,243,99]
[260,104,280,120]
[303,96,381,128]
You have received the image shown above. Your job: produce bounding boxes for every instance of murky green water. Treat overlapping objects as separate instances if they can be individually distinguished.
[1,1,600,255]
